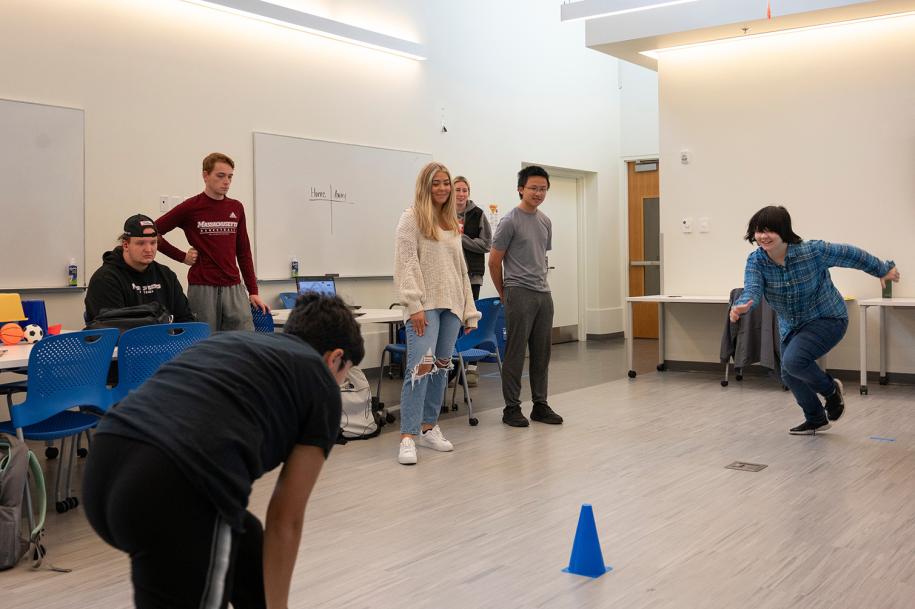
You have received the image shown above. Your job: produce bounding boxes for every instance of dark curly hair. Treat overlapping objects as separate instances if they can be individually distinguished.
[283,294,364,366]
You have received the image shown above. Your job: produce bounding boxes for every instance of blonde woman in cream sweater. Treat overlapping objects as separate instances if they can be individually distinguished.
[393,162,481,465]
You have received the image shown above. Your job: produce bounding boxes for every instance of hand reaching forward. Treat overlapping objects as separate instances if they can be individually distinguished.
[729,300,753,323]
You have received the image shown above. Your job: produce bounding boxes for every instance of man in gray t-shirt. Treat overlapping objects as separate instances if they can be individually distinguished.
[489,166,564,427]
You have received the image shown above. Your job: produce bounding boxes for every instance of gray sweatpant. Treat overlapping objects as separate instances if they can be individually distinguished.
[501,286,553,410]
[187,283,254,332]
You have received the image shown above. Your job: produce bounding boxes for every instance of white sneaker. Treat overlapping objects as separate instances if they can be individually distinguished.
[398,437,417,465]
[418,425,454,452]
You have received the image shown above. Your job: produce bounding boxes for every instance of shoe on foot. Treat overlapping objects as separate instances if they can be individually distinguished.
[789,420,831,435]
[419,425,454,452]
[530,404,563,425]
[466,368,479,387]
[825,379,845,421]
[502,406,529,427]
[398,437,417,464]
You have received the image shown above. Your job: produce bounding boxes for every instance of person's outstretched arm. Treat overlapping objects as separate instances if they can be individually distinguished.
[263,444,325,609]
[731,255,763,323]
[819,240,899,286]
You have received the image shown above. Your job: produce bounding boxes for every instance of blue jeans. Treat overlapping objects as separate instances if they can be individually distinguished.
[399,309,461,435]
[780,317,847,425]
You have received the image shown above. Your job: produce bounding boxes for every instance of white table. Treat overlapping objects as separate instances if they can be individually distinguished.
[857,297,915,394]
[0,342,33,371]
[625,295,730,378]
[271,307,404,326]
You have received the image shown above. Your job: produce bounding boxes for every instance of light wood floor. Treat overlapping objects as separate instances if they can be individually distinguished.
[6,340,915,609]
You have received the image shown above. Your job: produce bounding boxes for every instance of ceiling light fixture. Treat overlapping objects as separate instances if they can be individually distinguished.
[182,0,426,61]
[640,9,915,58]
[561,0,701,22]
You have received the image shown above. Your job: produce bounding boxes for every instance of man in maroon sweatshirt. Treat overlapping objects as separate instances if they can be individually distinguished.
[156,152,268,331]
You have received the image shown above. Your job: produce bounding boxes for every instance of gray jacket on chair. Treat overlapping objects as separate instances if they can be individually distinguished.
[721,287,782,382]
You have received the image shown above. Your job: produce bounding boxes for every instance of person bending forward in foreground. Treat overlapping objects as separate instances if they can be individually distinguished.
[83,294,364,609]
[731,205,899,435]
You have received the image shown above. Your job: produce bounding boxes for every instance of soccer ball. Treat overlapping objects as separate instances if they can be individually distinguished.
[24,324,44,343]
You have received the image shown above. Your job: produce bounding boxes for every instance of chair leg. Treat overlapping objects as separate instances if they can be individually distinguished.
[459,355,477,426]
[53,437,66,510]
[376,350,389,408]
[449,360,460,411]
[64,435,77,505]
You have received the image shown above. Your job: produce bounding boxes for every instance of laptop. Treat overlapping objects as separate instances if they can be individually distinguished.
[295,276,337,297]
[295,276,363,314]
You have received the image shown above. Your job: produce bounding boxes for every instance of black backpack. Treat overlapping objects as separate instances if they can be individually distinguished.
[84,302,172,333]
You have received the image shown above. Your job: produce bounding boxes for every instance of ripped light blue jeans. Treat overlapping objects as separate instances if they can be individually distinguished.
[399,308,461,435]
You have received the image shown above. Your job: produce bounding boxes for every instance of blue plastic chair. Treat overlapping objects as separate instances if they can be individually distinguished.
[19,299,49,336]
[251,305,275,333]
[112,322,211,403]
[279,292,298,309]
[449,298,504,426]
[475,296,506,360]
[374,305,407,419]
[0,328,119,513]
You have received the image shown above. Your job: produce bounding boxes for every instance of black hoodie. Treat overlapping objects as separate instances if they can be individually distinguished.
[84,247,195,323]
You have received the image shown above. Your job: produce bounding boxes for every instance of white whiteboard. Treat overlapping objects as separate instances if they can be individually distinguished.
[253,132,432,278]
[0,99,84,289]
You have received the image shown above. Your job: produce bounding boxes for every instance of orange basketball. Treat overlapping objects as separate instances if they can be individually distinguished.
[1,322,25,345]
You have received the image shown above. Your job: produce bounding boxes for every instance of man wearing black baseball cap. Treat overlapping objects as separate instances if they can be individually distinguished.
[85,214,195,323]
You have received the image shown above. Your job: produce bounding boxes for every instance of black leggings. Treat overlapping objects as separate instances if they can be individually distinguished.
[83,434,265,609]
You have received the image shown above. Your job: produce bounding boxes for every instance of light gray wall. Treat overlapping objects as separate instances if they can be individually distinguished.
[1,0,644,365]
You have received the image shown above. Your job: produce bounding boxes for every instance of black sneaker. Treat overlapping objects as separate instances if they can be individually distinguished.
[530,404,563,425]
[825,379,845,421]
[788,420,831,435]
[502,407,529,427]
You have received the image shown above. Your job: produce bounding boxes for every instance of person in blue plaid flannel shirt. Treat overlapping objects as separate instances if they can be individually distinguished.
[730,205,899,436]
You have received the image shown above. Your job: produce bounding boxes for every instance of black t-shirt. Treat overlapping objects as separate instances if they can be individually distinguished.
[96,332,341,531]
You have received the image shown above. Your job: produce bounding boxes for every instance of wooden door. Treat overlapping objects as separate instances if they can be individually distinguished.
[627,160,660,339]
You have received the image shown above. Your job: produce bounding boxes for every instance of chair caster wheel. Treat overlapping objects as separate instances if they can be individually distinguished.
[46,447,59,459]
[385,413,396,424]
[451,404,459,411]
[56,501,68,514]
[721,380,728,387]
[77,448,89,458]
[860,386,868,395]
[67,496,79,509]
[735,374,743,381]
[656,364,666,371]
[879,376,889,386]
[627,370,636,378]
[469,418,479,426]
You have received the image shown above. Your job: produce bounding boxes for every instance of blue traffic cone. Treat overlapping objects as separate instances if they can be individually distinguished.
[563,504,612,578]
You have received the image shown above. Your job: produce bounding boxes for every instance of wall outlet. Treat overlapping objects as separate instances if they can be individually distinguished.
[158,196,169,213]
[681,217,693,233]
[698,217,710,233]
[680,149,691,164]
[169,195,181,209]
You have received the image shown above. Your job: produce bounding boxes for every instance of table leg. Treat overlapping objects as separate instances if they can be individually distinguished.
[657,303,666,372]
[627,301,636,378]
[859,304,868,395]
[879,306,888,385]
